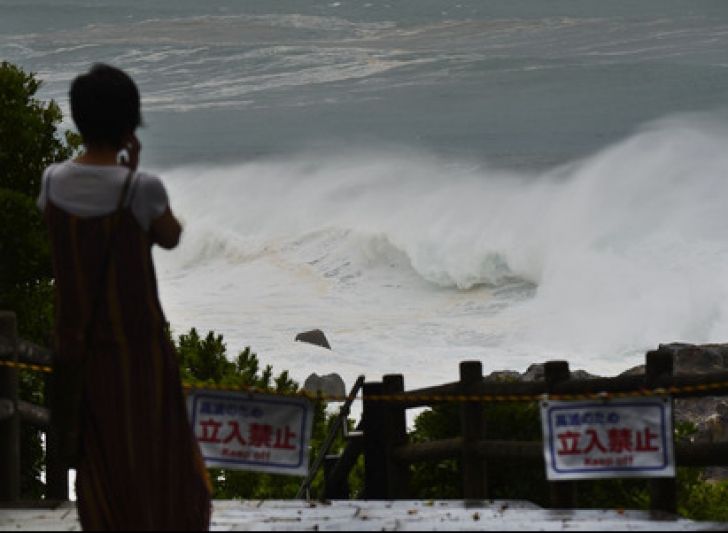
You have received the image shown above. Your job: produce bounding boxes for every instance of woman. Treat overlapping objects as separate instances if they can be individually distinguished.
[37,63,212,530]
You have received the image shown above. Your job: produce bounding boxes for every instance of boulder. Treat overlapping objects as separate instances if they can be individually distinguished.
[303,372,346,398]
[295,329,331,349]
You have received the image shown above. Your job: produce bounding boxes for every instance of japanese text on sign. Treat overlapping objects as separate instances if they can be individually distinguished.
[187,390,314,476]
[540,396,674,480]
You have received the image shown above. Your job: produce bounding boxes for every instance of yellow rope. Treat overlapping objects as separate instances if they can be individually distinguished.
[4,358,728,404]
[0,359,52,374]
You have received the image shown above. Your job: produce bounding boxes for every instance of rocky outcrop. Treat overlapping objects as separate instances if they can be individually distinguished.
[303,372,346,398]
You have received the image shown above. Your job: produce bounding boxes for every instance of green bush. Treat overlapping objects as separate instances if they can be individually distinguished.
[0,61,80,338]
[1,61,81,498]
[409,400,549,504]
[171,325,362,500]
[408,397,728,521]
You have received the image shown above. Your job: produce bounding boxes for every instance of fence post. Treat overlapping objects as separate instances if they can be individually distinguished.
[545,360,575,509]
[362,381,387,498]
[323,455,349,499]
[383,374,410,498]
[460,360,486,500]
[646,350,677,516]
[0,311,21,502]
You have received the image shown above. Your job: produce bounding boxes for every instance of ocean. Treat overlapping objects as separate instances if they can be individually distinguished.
[3,0,728,400]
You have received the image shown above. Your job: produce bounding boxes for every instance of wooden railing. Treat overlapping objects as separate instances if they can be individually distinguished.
[0,311,68,503]
[5,307,728,517]
[319,355,728,517]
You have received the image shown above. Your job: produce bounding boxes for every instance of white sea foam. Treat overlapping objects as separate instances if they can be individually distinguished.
[151,111,728,395]
[5,0,728,394]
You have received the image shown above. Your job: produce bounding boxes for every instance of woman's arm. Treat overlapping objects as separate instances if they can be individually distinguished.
[120,134,181,249]
[150,207,183,249]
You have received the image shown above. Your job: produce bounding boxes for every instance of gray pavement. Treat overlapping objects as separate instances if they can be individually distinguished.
[2,499,728,531]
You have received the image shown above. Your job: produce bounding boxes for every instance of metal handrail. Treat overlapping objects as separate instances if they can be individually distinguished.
[296,375,365,500]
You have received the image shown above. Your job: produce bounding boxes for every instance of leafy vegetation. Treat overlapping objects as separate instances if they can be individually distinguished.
[0,61,81,340]
[409,400,549,503]
[408,396,728,522]
[170,325,363,499]
[0,61,82,498]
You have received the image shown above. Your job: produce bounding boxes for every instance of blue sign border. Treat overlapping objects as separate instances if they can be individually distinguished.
[545,399,670,475]
[189,390,311,472]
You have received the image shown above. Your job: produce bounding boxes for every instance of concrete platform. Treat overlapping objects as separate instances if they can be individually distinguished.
[2,500,728,531]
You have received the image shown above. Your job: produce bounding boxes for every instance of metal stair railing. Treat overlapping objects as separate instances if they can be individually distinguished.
[296,375,365,500]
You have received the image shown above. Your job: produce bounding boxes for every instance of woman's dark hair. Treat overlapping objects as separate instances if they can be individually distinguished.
[69,63,142,148]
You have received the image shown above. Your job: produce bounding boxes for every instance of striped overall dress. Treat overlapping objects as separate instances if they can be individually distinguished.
[45,174,212,530]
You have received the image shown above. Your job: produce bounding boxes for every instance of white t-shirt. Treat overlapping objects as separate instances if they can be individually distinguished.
[37,161,169,231]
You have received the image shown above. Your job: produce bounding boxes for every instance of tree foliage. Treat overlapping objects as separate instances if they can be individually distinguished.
[408,393,728,521]
[169,326,361,500]
[409,399,549,503]
[0,61,81,340]
[0,61,81,498]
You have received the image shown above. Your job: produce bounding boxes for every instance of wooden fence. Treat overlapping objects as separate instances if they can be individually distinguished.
[319,356,728,516]
[5,309,728,517]
[0,311,68,502]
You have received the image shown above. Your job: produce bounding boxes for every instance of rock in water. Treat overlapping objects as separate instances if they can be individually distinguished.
[303,373,346,398]
[295,329,331,349]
